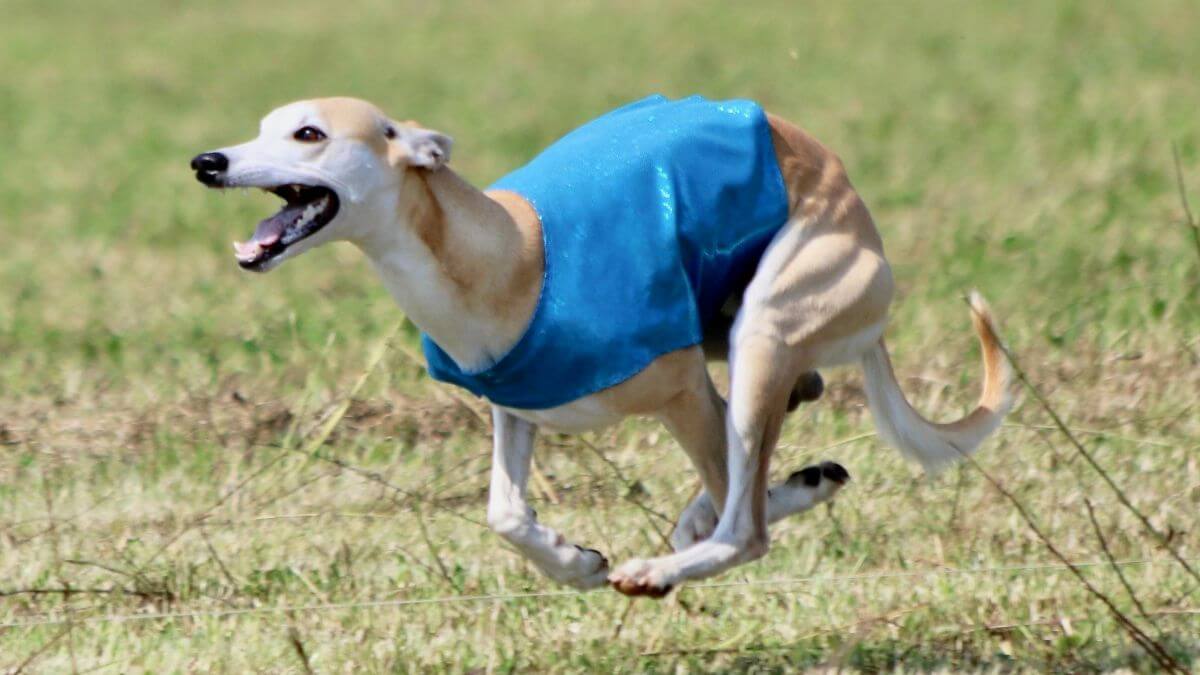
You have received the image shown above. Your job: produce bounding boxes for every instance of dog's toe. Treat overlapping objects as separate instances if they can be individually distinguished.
[555,545,609,590]
[787,461,851,490]
[575,545,609,574]
[819,460,850,485]
[788,465,823,487]
[610,577,673,598]
[609,559,674,598]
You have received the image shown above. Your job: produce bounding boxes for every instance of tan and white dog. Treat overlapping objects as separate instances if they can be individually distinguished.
[191,97,1014,597]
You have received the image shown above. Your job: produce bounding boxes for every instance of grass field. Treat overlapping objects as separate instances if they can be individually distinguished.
[2,0,1199,671]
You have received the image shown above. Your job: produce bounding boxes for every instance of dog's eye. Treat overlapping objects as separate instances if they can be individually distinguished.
[384,126,397,140]
[293,126,327,143]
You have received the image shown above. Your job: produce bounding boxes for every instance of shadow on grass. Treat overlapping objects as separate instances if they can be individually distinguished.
[635,631,1199,673]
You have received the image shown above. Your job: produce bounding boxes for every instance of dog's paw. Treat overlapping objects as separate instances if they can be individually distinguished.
[609,558,675,598]
[763,460,850,524]
[554,545,610,590]
[785,460,850,491]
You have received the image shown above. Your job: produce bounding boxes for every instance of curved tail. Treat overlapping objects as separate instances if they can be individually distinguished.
[860,292,1015,474]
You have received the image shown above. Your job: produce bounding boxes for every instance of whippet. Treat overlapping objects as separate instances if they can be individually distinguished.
[191,95,1013,597]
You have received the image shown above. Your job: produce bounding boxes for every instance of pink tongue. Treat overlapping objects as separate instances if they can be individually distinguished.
[250,202,304,246]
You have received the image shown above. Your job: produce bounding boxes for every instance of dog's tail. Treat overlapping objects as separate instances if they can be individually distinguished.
[860,291,1015,474]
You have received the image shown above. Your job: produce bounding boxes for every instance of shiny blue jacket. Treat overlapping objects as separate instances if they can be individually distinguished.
[422,95,790,410]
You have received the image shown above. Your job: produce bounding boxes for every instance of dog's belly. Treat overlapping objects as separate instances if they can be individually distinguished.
[499,396,626,434]
[495,347,705,433]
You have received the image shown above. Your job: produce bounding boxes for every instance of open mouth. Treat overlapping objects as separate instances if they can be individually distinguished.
[233,184,340,270]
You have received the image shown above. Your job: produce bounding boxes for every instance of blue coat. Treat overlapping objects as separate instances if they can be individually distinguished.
[422,95,790,410]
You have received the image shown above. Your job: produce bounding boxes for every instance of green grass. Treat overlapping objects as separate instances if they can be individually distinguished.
[2,0,1199,671]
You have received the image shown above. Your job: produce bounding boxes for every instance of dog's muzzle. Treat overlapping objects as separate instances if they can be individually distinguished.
[191,152,228,186]
[189,150,341,271]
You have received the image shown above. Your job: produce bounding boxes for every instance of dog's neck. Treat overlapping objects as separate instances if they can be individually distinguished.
[353,167,543,371]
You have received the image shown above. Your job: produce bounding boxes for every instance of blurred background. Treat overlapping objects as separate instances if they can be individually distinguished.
[1,0,1197,670]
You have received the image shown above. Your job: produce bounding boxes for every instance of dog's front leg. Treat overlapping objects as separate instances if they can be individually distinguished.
[487,407,610,589]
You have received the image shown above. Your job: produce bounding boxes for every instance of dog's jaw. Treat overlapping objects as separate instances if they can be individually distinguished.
[230,184,342,271]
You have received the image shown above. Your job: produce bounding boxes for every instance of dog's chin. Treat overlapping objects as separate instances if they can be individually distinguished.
[232,184,341,272]
[239,250,289,273]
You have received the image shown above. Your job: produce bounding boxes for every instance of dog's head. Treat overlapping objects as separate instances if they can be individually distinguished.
[191,97,452,272]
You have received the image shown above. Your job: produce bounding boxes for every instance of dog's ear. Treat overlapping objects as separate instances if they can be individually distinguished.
[386,120,452,170]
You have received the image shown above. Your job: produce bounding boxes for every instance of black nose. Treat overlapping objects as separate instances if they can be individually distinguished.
[191,152,228,172]
[191,152,228,186]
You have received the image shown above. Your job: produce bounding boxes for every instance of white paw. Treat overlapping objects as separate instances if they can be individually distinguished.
[497,518,611,590]
[549,545,610,590]
[529,543,609,590]
[608,557,675,598]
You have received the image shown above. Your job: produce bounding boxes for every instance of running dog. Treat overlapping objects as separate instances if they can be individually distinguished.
[191,95,1013,597]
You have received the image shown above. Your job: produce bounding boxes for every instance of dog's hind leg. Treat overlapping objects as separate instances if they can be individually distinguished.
[669,460,850,552]
[662,345,837,552]
[610,330,796,596]
[654,353,843,552]
[487,407,609,589]
[610,184,892,595]
[705,316,823,413]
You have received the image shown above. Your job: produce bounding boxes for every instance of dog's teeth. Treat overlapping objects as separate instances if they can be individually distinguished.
[233,240,263,261]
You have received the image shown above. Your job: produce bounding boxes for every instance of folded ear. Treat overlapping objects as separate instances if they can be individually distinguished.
[386,121,453,170]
